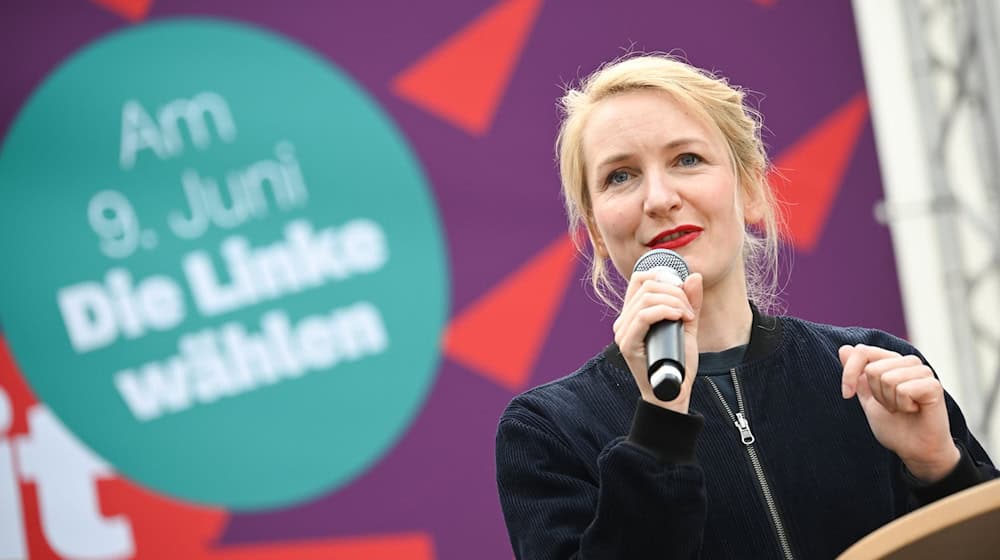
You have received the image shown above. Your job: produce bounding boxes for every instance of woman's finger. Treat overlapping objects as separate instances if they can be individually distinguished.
[865,355,923,412]
[883,365,935,412]
[870,355,923,410]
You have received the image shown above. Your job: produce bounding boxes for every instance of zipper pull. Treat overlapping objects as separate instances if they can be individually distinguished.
[735,412,755,445]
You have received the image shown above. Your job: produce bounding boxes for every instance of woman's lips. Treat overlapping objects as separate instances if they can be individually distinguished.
[647,229,702,250]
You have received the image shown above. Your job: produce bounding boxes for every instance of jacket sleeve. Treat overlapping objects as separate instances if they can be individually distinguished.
[496,399,707,559]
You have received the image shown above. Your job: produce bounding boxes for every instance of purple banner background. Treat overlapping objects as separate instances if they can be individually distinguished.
[2,1,903,558]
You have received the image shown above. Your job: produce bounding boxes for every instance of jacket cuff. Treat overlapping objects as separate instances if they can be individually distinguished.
[904,440,985,505]
[627,398,703,464]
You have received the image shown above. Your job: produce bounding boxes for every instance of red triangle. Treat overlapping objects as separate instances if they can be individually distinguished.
[90,0,153,21]
[443,234,577,391]
[768,92,869,252]
[392,0,543,136]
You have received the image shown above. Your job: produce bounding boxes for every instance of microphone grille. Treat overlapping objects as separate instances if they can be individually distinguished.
[632,249,689,280]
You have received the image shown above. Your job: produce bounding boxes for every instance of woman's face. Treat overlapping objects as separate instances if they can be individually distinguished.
[582,89,760,294]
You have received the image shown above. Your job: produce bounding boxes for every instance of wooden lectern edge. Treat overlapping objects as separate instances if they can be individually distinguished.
[837,478,1000,559]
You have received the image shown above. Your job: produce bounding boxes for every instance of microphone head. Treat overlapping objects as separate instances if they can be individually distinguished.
[632,249,689,281]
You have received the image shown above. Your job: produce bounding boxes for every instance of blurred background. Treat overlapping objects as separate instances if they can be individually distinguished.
[0,0,998,558]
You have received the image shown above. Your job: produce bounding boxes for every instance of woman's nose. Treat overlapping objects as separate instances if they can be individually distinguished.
[642,172,682,216]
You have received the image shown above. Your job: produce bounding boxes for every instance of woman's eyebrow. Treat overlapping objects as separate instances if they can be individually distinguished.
[594,138,709,171]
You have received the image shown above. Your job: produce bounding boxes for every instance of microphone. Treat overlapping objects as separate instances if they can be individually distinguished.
[632,249,690,401]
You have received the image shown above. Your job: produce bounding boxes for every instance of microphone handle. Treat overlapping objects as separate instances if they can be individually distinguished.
[646,319,685,401]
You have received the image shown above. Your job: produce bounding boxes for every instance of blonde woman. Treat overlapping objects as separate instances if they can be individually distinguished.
[495,54,997,559]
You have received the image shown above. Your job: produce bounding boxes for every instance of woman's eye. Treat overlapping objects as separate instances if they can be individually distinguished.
[678,153,702,167]
[608,169,632,185]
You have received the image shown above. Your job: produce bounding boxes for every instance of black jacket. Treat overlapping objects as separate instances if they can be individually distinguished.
[496,310,997,559]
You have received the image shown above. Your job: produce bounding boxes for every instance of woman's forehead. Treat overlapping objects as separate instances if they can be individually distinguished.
[582,91,723,167]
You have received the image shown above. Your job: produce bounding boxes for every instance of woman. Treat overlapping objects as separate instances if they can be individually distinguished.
[495,54,997,559]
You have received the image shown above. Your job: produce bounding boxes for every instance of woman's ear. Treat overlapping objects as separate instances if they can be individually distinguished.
[741,182,766,226]
[584,219,608,259]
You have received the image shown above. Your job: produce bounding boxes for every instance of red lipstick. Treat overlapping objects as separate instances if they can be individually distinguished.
[647,225,703,250]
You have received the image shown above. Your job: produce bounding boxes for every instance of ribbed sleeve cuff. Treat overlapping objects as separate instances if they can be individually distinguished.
[905,440,986,505]
[626,398,704,464]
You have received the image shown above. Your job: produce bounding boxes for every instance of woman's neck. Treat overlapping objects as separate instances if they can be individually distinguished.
[696,284,754,353]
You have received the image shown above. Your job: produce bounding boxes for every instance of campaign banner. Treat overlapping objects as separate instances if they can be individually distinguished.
[0,1,902,558]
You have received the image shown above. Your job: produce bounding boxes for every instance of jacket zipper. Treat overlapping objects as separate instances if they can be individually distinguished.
[706,368,794,560]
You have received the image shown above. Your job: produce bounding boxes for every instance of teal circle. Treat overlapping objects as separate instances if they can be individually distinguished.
[0,19,448,510]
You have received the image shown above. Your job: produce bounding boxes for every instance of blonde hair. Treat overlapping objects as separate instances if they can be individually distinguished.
[556,53,783,311]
